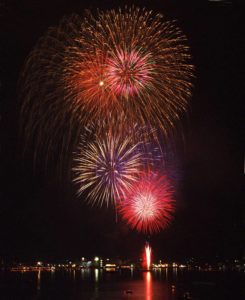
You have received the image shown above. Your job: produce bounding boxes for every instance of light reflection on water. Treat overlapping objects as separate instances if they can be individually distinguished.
[33,268,172,299]
[145,271,152,300]
[1,268,243,300]
[95,268,99,283]
[37,269,41,291]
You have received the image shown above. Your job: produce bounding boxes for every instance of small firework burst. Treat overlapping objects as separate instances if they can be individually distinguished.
[119,172,175,234]
[106,48,153,98]
[73,129,144,207]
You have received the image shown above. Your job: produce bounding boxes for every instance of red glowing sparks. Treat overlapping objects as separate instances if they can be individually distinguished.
[20,7,193,168]
[107,49,153,98]
[119,173,175,234]
[145,243,152,270]
[66,48,152,107]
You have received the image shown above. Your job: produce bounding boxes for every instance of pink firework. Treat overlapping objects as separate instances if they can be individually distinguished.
[107,49,153,98]
[119,173,175,234]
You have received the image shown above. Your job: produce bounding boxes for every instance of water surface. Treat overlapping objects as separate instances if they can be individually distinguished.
[0,268,244,300]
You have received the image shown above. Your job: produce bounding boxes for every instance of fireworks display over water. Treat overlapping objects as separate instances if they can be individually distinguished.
[20,7,194,235]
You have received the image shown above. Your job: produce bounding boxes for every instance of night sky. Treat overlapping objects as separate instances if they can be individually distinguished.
[0,0,244,262]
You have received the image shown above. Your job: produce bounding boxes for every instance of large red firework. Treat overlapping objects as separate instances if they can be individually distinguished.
[20,7,193,168]
[119,172,175,234]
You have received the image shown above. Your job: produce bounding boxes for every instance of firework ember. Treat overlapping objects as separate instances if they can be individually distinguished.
[119,172,175,234]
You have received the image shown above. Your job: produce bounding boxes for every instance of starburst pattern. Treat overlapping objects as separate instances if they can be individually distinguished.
[20,7,193,166]
[119,172,175,234]
[73,130,144,207]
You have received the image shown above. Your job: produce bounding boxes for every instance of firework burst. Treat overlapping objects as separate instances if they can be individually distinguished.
[20,7,193,166]
[119,172,175,234]
[73,129,145,207]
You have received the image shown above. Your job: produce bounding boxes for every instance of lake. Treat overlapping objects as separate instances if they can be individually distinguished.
[0,268,244,299]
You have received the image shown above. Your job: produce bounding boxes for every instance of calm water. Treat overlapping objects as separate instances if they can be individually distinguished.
[0,269,244,300]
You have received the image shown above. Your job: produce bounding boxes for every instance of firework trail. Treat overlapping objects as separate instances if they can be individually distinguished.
[118,172,175,234]
[145,242,152,270]
[20,7,193,167]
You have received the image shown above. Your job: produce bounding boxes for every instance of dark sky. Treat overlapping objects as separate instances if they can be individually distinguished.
[0,0,244,262]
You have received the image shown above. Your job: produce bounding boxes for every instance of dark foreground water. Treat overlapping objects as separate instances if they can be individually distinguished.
[0,269,244,300]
